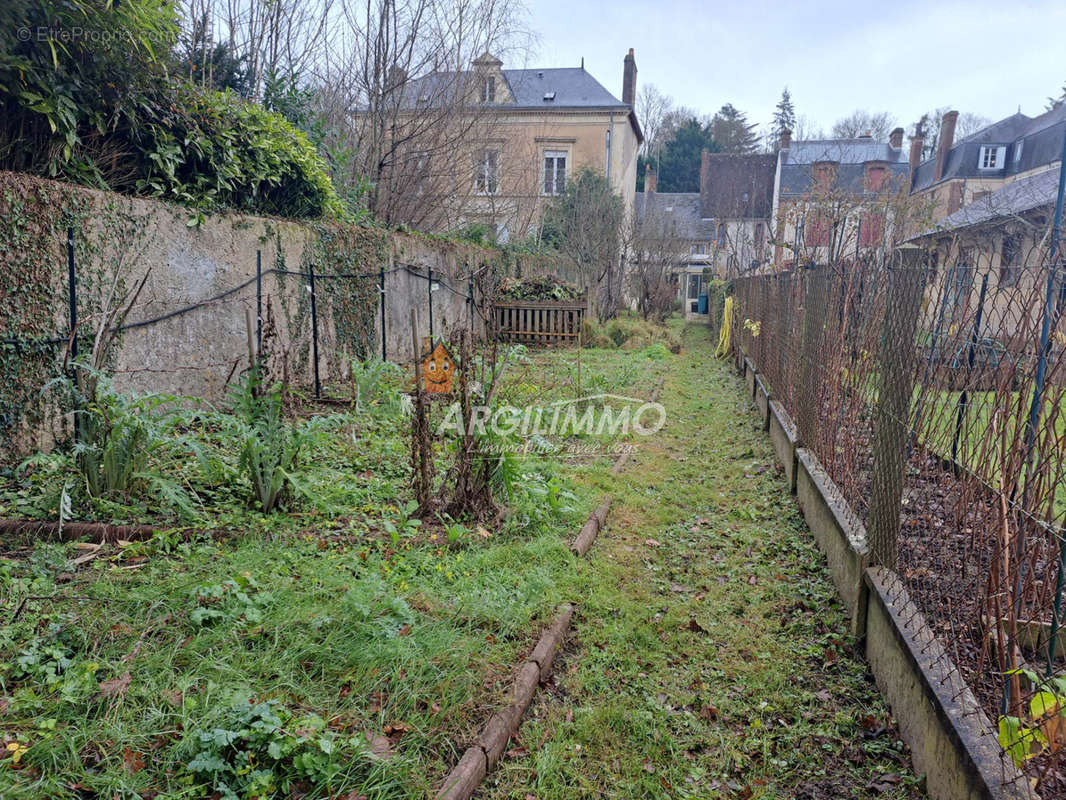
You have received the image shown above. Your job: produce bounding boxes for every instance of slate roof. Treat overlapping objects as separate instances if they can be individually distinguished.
[395,63,642,142]
[502,68,627,109]
[700,153,776,219]
[400,66,628,110]
[778,137,909,198]
[920,168,1060,234]
[634,192,718,241]
[911,105,1066,191]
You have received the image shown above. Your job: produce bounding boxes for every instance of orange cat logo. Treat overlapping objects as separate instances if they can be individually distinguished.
[422,341,456,394]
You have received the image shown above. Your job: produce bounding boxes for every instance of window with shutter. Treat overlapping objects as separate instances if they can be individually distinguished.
[805,214,830,247]
[860,212,885,247]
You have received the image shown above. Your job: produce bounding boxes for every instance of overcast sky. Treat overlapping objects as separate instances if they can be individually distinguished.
[522,0,1066,139]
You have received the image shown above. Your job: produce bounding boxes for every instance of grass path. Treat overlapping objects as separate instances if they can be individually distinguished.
[480,323,925,799]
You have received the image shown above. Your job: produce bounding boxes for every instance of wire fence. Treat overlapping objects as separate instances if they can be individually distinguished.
[1,228,494,464]
[735,240,1066,795]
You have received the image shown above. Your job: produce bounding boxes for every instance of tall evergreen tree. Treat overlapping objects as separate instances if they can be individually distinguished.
[1048,82,1066,111]
[709,104,758,153]
[656,118,718,193]
[771,87,796,152]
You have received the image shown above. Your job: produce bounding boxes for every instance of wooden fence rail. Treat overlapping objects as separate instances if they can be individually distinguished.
[491,298,586,346]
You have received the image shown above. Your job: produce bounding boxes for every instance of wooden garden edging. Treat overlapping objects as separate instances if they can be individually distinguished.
[435,498,611,799]
[491,296,586,346]
[435,420,641,798]
[0,519,162,543]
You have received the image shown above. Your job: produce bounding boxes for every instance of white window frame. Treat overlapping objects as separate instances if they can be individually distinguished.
[690,243,706,255]
[475,149,499,195]
[480,76,495,103]
[979,145,1006,170]
[542,150,567,196]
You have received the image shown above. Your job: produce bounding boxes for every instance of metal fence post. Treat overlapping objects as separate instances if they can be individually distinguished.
[67,227,78,443]
[867,246,928,567]
[951,271,989,465]
[428,266,434,341]
[379,264,387,361]
[308,262,321,399]
[796,268,828,449]
[255,250,262,356]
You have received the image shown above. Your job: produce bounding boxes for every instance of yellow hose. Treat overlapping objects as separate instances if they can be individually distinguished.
[715,296,733,358]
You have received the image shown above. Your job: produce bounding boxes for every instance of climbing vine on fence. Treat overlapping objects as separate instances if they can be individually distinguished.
[310,223,388,365]
[0,175,87,463]
[0,174,155,465]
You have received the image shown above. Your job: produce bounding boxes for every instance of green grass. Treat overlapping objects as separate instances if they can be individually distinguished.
[0,324,922,799]
[481,322,924,800]
[0,357,607,798]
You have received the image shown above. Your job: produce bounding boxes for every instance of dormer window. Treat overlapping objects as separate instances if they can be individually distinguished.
[543,91,556,102]
[480,76,495,103]
[979,145,1006,170]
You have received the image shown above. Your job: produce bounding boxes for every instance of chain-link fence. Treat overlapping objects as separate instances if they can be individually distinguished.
[736,240,1066,795]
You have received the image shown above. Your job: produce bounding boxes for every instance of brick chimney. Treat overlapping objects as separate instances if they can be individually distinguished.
[889,127,904,149]
[644,163,657,193]
[908,133,924,173]
[622,48,637,106]
[779,128,792,151]
[934,110,959,182]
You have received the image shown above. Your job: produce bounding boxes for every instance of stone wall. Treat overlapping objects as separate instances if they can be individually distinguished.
[0,172,571,458]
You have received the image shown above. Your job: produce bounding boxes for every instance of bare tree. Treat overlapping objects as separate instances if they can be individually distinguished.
[637,83,674,158]
[830,109,896,140]
[178,0,341,100]
[793,113,826,141]
[626,204,686,320]
[321,0,532,228]
[542,168,624,321]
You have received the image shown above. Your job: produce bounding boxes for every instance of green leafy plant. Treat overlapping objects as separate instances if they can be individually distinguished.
[189,572,273,627]
[182,693,368,799]
[30,367,199,520]
[383,499,422,545]
[351,358,402,413]
[233,374,317,513]
[998,668,1066,766]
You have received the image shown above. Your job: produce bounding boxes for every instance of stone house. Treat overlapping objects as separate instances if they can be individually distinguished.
[907,105,1066,344]
[632,151,774,317]
[771,128,911,268]
[376,49,643,243]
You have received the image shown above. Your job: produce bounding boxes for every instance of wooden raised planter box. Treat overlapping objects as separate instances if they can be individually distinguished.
[491,296,587,346]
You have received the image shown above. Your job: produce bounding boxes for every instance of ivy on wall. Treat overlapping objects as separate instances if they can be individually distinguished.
[0,175,87,463]
[308,224,389,367]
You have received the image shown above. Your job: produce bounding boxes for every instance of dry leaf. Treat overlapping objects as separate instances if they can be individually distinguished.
[366,733,393,760]
[98,671,131,700]
[644,538,662,547]
[121,748,145,774]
